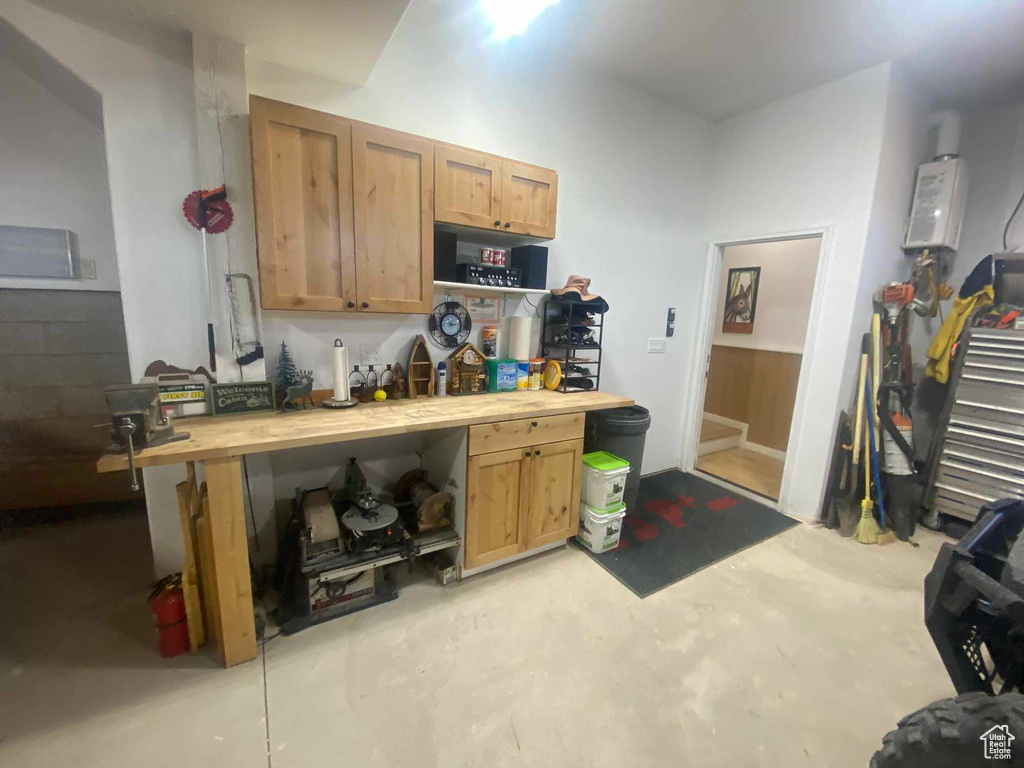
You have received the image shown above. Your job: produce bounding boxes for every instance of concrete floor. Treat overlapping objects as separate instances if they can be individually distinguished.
[0,508,952,768]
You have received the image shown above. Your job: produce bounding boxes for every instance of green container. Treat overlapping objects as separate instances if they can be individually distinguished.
[581,451,631,511]
[487,359,519,393]
[582,451,630,472]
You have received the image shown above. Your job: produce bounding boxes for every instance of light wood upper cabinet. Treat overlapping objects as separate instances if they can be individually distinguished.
[525,438,582,549]
[434,145,503,230]
[352,124,434,314]
[250,96,357,311]
[250,96,557,316]
[465,447,531,569]
[501,161,558,239]
[433,146,559,240]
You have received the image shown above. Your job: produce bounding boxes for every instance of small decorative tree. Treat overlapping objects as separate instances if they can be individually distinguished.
[275,341,300,392]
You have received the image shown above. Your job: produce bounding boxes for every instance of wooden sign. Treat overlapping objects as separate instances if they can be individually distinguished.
[210,381,276,416]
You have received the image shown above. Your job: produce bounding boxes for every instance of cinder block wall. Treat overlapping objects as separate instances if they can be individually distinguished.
[0,289,139,509]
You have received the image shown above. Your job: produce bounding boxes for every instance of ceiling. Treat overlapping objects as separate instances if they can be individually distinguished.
[19,0,1024,120]
[560,0,1024,120]
[23,0,411,86]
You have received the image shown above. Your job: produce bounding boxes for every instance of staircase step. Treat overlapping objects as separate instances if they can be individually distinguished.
[700,419,742,443]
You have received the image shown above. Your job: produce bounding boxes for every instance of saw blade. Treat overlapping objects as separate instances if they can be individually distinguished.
[182,189,233,234]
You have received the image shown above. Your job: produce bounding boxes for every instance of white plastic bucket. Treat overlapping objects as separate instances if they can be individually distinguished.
[581,453,631,512]
[576,502,626,554]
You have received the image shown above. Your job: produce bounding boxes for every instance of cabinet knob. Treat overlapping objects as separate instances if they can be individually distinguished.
[531,421,538,427]
[347,301,355,308]
[504,222,511,229]
[534,449,541,456]
[525,451,532,457]
[494,220,501,227]
[362,302,369,309]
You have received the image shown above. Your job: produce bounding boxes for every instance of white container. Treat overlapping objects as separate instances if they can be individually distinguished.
[577,502,626,554]
[581,451,631,511]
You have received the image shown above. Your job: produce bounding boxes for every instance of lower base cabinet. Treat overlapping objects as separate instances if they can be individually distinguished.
[464,437,583,570]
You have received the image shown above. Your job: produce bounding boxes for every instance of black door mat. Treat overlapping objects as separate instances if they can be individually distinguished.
[573,469,799,598]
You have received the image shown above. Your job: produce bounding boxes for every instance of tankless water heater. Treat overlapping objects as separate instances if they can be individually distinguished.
[904,156,968,251]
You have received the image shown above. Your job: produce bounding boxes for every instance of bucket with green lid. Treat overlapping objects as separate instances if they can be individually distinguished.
[581,451,630,511]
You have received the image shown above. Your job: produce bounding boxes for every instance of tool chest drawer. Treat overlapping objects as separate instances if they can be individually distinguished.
[468,413,584,456]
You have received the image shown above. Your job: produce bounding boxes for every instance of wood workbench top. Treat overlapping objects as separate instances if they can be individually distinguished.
[96,390,633,472]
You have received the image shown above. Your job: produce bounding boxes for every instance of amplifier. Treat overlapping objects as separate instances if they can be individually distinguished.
[456,263,522,288]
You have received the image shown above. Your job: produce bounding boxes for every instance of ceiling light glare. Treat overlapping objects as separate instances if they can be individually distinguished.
[479,0,560,41]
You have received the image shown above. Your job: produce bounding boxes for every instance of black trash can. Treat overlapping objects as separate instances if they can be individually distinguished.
[584,405,652,512]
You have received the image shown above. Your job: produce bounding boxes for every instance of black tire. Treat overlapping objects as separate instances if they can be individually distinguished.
[871,692,1024,767]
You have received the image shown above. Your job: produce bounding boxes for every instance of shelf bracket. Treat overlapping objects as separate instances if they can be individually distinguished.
[502,293,508,316]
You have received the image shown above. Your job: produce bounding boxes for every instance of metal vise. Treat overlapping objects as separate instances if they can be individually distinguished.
[104,384,190,490]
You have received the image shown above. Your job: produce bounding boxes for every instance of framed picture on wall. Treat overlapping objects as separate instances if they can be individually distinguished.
[463,293,500,322]
[722,266,760,334]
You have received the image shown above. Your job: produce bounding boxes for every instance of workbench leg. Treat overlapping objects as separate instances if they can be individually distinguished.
[203,456,258,667]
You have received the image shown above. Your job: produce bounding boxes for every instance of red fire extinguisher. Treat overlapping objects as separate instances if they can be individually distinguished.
[149,575,189,658]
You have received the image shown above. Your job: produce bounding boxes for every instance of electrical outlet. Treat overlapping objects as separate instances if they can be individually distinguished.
[648,338,667,354]
[667,307,676,322]
[79,258,97,280]
[360,343,383,366]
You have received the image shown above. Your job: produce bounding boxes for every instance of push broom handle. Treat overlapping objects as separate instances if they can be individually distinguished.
[852,352,867,466]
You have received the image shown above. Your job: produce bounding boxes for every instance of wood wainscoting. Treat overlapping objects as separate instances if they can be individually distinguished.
[704,345,802,452]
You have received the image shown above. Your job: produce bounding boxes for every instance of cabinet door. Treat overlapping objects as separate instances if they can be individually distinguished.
[250,96,357,311]
[434,145,503,230]
[525,438,582,549]
[500,161,558,239]
[352,124,434,314]
[465,447,530,570]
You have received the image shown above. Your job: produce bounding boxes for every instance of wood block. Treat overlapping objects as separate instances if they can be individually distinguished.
[202,457,257,667]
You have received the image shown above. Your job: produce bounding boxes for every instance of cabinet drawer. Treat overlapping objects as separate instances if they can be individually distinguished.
[468,413,584,456]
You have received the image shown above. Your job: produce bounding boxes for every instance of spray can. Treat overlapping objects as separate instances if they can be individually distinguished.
[437,362,447,396]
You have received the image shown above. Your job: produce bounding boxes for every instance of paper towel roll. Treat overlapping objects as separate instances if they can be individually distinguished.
[509,317,533,361]
[332,339,350,402]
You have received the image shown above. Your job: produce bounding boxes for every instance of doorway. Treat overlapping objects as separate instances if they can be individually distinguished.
[690,235,825,502]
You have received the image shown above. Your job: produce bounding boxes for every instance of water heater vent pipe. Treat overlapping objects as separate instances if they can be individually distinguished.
[930,110,962,161]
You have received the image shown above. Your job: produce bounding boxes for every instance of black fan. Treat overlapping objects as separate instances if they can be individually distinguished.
[429,301,471,348]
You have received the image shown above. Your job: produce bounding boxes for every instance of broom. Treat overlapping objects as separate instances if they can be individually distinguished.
[867,360,898,546]
[839,336,870,536]
[855,369,882,544]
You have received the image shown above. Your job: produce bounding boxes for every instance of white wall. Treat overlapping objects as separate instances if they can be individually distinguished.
[712,238,822,354]
[0,0,210,575]
[856,66,932,371]
[248,0,714,480]
[910,100,1024,357]
[0,54,118,291]
[705,63,898,520]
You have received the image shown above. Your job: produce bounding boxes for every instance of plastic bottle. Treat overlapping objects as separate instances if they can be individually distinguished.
[437,362,447,396]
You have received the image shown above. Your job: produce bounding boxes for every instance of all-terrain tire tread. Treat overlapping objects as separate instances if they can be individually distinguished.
[871,693,1024,767]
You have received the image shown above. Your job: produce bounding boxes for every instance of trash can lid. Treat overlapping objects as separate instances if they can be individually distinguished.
[582,451,630,472]
[592,405,651,431]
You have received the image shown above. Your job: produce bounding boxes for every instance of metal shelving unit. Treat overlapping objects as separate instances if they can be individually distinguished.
[540,298,605,393]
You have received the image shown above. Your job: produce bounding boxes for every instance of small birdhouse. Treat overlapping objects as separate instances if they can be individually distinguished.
[447,342,487,395]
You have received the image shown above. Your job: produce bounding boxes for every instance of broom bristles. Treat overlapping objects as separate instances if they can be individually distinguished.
[856,500,881,545]
[877,528,898,546]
